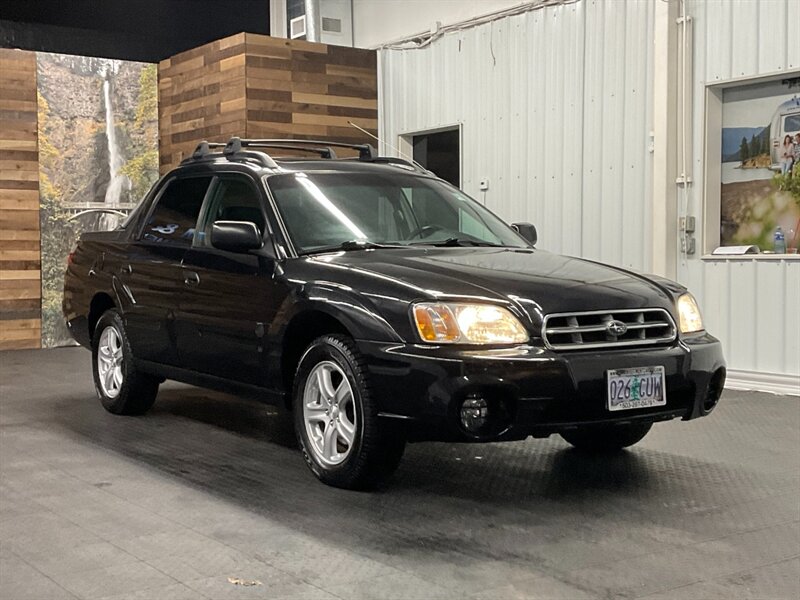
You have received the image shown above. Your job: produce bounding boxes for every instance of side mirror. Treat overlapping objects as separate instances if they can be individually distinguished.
[511,222,537,246]
[210,221,263,253]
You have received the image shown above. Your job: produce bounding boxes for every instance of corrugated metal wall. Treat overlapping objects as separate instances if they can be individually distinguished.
[379,0,799,381]
[681,0,799,378]
[380,0,655,271]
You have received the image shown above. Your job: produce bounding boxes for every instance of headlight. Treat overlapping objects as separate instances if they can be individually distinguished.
[412,302,529,344]
[677,293,704,333]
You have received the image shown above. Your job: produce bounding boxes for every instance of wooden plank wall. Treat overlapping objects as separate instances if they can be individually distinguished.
[244,33,378,145]
[0,49,41,350]
[159,33,378,173]
[158,34,248,173]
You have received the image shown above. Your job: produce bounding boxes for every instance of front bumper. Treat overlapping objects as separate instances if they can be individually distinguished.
[358,333,726,442]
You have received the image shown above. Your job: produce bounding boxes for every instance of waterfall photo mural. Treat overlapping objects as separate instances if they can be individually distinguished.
[36,52,158,347]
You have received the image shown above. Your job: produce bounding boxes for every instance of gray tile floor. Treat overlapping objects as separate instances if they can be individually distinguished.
[1,347,798,600]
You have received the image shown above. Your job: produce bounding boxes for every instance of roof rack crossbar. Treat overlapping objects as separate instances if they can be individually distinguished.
[242,142,338,159]
[182,138,427,174]
[239,138,376,160]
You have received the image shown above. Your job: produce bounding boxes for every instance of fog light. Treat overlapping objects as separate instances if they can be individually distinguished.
[460,395,488,433]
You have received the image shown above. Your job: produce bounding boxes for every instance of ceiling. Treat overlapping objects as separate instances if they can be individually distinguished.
[0,0,270,63]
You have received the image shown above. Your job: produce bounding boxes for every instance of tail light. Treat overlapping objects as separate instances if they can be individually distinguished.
[67,250,76,265]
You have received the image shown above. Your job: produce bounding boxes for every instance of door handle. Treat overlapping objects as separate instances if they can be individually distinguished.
[184,271,200,286]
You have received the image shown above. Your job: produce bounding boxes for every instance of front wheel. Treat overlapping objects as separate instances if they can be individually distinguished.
[92,309,159,415]
[559,422,652,452]
[293,335,405,489]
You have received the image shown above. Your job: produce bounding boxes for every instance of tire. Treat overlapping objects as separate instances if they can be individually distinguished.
[293,335,406,490]
[560,422,652,452]
[91,309,159,415]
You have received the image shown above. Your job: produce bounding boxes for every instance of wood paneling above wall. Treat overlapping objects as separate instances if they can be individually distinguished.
[158,33,378,173]
[0,48,41,350]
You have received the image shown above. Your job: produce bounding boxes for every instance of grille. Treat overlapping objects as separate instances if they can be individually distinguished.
[542,308,677,351]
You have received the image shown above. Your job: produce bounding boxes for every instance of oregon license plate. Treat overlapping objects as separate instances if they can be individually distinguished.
[606,366,666,411]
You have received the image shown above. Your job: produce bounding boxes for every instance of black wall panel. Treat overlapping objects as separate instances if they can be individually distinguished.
[0,0,270,62]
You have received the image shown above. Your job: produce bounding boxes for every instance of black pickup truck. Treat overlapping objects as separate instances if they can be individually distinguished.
[63,138,726,489]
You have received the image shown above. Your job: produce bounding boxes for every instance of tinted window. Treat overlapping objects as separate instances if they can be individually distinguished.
[142,177,211,245]
[198,177,266,246]
[784,114,800,133]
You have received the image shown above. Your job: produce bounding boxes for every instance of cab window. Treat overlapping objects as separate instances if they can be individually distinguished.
[141,176,211,245]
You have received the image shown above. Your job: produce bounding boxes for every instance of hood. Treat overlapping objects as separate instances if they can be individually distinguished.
[311,247,678,323]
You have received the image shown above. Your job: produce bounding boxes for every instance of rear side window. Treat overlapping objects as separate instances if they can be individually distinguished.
[141,177,211,245]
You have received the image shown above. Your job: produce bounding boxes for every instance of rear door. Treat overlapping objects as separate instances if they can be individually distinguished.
[120,175,212,366]
[176,174,283,385]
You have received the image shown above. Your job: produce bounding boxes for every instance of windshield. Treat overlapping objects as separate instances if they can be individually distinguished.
[265,172,528,254]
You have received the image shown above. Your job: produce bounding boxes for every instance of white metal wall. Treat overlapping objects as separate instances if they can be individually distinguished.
[380,0,655,271]
[353,0,523,48]
[379,0,799,384]
[680,0,800,379]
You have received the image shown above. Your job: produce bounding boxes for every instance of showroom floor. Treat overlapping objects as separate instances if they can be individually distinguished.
[1,348,798,600]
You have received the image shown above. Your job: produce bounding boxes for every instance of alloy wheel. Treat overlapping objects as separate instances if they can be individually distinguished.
[302,361,357,466]
[97,325,124,399]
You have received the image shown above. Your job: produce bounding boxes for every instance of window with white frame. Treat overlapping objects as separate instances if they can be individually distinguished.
[705,75,800,255]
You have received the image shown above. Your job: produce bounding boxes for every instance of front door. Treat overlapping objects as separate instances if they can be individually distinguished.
[176,174,282,386]
[121,175,212,366]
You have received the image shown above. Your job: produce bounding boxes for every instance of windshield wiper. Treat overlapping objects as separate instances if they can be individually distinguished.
[302,240,407,255]
[409,237,503,248]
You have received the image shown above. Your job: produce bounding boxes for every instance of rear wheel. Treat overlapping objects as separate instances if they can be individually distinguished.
[560,422,652,452]
[293,335,405,489]
[92,309,159,415]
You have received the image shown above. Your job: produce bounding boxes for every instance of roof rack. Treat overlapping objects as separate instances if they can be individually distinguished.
[182,137,430,175]
[191,141,225,159]
[239,138,376,161]
[360,156,429,173]
[181,138,278,168]
[222,138,278,168]
[249,143,339,159]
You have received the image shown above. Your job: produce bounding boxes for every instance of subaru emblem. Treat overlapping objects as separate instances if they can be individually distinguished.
[607,320,628,336]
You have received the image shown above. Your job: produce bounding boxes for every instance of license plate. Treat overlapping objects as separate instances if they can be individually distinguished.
[606,366,666,411]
